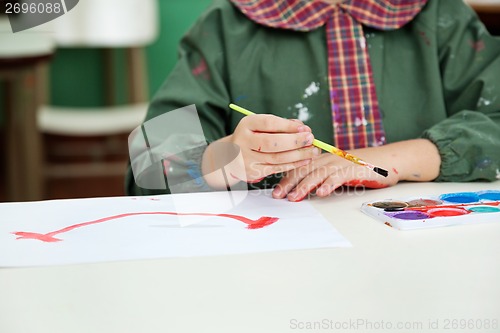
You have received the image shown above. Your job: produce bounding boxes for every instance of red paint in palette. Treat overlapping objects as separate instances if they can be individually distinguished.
[427,207,469,218]
[12,212,279,243]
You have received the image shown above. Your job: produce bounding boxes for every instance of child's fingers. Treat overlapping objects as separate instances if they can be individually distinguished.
[276,154,331,184]
[285,166,348,202]
[284,167,395,201]
[257,158,312,179]
[243,114,311,133]
[314,174,347,197]
[280,171,331,202]
[250,132,315,153]
[289,119,312,132]
[254,146,321,165]
[272,155,339,199]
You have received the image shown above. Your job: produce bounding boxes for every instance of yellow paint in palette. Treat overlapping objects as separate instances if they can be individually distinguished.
[228,103,388,177]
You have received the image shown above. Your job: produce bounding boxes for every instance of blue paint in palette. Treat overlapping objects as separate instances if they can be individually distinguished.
[361,190,500,230]
[439,192,479,203]
[478,190,500,201]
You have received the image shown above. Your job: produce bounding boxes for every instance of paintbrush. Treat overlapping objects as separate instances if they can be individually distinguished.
[229,103,389,178]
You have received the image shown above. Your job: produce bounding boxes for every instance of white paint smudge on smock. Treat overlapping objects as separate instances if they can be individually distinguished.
[293,82,321,122]
[295,103,310,122]
[354,117,368,127]
[303,82,320,98]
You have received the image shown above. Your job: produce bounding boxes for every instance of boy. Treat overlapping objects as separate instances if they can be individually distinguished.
[127,0,500,201]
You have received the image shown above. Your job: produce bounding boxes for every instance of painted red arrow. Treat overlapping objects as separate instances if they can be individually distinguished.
[12,212,279,243]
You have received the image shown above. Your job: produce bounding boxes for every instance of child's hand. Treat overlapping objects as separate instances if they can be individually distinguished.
[202,114,322,189]
[272,152,398,202]
[229,114,321,182]
[272,139,441,201]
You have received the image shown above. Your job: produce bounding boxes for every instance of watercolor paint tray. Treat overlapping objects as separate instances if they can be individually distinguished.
[361,190,500,230]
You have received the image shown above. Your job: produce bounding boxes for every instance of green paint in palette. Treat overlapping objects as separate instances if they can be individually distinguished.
[467,206,500,213]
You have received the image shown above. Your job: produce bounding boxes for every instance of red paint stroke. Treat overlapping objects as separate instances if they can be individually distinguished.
[289,194,307,202]
[418,31,431,46]
[248,178,265,184]
[469,39,485,52]
[191,58,210,79]
[230,173,264,184]
[392,168,399,175]
[344,179,388,189]
[12,212,279,243]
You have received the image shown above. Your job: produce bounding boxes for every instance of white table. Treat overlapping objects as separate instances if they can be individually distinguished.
[1,181,499,333]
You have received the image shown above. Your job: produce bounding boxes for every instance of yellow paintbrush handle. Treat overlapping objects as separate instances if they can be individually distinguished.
[312,139,339,154]
[229,103,254,116]
[228,103,387,176]
[313,139,365,166]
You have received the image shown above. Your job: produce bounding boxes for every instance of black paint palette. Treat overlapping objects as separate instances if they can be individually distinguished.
[361,190,500,230]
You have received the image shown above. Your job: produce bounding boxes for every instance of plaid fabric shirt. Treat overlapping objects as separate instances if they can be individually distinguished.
[230,0,428,149]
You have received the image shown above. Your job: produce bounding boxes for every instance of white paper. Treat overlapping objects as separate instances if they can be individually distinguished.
[0,190,350,267]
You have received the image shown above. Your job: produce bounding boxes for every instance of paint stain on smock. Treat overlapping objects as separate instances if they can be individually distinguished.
[291,82,321,122]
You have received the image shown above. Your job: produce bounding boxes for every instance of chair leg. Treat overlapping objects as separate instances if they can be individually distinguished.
[126,47,148,104]
[6,66,44,201]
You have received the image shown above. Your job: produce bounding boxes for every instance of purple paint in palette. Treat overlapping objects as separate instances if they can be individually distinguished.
[361,190,500,230]
[391,211,429,220]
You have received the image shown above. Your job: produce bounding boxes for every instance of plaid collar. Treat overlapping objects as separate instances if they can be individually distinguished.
[230,0,427,32]
[230,0,428,149]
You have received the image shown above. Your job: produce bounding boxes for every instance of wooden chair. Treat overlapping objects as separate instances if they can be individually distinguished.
[37,0,159,198]
[0,17,55,201]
